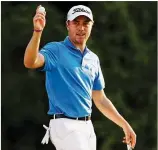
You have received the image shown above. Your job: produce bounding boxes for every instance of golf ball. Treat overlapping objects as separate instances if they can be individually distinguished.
[38,7,45,13]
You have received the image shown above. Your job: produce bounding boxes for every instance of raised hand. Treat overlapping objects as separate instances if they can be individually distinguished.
[33,5,46,31]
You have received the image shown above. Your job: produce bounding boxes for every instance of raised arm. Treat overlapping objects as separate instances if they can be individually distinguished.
[24,5,46,69]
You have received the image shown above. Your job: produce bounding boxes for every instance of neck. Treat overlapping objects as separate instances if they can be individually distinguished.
[69,37,86,53]
[75,45,85,53]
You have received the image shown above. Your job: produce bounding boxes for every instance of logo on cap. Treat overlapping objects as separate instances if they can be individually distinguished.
[72,7,91,15]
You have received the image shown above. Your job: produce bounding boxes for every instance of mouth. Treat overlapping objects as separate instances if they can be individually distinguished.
[76,34,85,37]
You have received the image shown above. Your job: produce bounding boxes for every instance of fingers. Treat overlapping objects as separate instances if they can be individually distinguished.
[36,11,46,16]
[131,133,136,149]
[36,8,46,17]
[33,5,46,30]
[122,124,136,149]
[122,133,136,149]
[122,136,126,143]
[122,136,130,144]
[33,6,46,23]
[34,13,45,22]
[125,132,131,144]
[35,5,46,17]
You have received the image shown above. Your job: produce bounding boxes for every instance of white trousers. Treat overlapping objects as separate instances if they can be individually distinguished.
[49,118,96,150]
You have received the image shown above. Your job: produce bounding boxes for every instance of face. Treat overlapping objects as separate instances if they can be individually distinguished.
[66,15,93,45]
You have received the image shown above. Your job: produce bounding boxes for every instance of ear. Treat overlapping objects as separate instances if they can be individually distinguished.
[92,21,94,26]
[66,21,69,31]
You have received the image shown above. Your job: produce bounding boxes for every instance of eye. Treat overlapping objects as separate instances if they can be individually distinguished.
[84,22,90,26]
[73,20,79,25]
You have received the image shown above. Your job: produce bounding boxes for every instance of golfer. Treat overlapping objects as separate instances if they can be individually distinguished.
[24,4,136,150]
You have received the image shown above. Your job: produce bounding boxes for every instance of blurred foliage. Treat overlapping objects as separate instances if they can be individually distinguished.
[1,1,157,150]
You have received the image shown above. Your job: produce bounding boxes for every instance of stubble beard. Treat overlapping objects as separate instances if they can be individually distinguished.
[75,35,88,45]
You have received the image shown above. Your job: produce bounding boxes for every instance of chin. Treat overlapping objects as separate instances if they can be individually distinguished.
[76,38,86,44]
[76,40,84,44]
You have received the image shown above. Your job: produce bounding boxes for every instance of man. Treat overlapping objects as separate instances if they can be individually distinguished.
[24,4,136,150]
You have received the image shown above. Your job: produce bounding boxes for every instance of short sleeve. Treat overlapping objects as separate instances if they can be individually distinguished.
[39,42,59,71]
[93,59,105,90]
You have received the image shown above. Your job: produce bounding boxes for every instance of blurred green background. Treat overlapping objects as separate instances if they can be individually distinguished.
[1,1,157,150]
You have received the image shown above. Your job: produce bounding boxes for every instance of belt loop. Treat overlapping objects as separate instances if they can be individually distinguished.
[85,116,86,121]
[76,117,78,120]
[53,114,56,119]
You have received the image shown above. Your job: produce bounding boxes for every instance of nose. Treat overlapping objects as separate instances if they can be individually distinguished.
[78,24,84,31]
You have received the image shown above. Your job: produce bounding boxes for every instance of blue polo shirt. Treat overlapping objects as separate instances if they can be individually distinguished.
[39,36,105,117]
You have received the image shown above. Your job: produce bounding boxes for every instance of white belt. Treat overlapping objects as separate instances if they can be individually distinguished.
[41,125,50,144]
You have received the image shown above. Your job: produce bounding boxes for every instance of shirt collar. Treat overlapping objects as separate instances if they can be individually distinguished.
[64,36,90,53]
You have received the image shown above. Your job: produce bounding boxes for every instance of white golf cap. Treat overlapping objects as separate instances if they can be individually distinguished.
[67,5,93,21]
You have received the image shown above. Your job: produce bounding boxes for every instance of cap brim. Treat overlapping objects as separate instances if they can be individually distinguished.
[67,12,93,21]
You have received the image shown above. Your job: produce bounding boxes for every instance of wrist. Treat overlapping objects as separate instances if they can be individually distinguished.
[34,29,43,32]
[33,30,43,38]
[122,120,130,129]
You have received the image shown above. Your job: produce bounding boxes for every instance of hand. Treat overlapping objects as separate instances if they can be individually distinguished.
[33,5,46,31]
[122,123,136,149]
